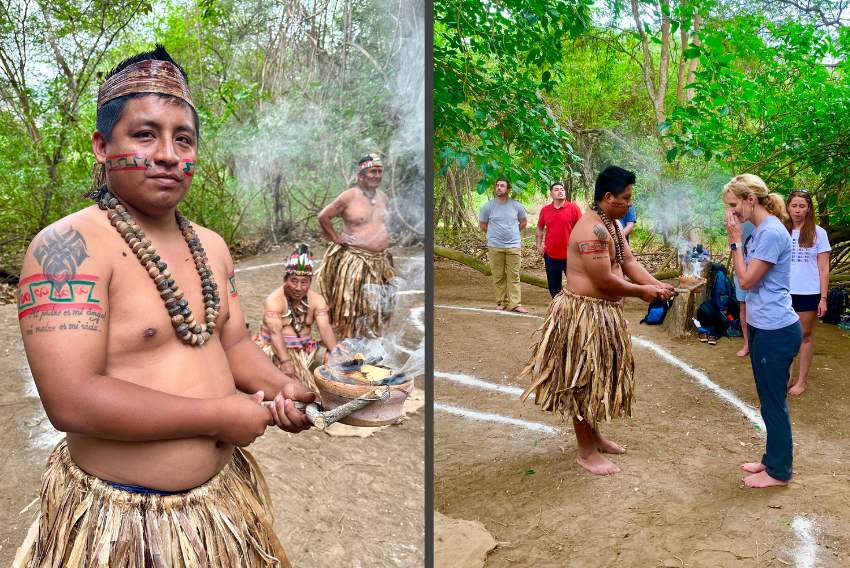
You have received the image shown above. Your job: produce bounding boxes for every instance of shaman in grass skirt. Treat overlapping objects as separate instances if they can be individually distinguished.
[317,154,397,340]
[521,166,675,476]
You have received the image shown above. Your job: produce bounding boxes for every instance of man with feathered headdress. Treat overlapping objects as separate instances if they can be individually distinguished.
[317,153,397,339]
[14,45,313,567]
[254,244,338,392]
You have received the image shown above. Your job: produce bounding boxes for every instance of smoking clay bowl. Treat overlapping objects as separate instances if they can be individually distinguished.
[313,364,414,427]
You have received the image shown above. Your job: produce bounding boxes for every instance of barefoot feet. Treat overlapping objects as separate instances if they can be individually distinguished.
[595,435,626,455]
[743,470,788,488]
[740,462,766,474]
[576,450,620,475]
[788,382,807,396]
[736,346,749,357]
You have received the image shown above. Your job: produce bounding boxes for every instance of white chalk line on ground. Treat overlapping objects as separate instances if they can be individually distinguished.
[234,252,421,273]
[435,304,765,434]
[234,263,424,294]
[436,370,531,399]
[435,402,559,434]
[437,302,811,564]
[234,261,283,272]
[792,516,817,568]
[630,336,765,433]
[434,304,541,319]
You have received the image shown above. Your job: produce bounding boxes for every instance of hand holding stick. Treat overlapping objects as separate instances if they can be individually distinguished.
[264,387,389,430]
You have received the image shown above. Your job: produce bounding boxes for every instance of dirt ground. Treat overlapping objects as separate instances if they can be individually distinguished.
[434,259,850,568]
[0,246,424,568]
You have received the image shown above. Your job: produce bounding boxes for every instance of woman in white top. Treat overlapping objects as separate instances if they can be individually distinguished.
[785,189,831,396]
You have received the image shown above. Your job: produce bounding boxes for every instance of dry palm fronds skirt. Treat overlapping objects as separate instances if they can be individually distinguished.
[14,441,291,568]
[255,338,320,394]
[520,290,635,428]
[318,244,395,339]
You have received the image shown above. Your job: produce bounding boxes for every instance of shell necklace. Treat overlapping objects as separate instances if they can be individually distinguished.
[97,189,220,345]
[359,187,377,205]
[282,294,309,336]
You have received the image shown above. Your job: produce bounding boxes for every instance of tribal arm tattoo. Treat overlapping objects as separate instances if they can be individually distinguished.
[33,227,89,291]
[578,240,609,255]
[592,224,610,242]
[20,227,105,334]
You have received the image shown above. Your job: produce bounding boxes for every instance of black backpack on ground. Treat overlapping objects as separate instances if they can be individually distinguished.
[823,287,848,325]
[696,299,730,338]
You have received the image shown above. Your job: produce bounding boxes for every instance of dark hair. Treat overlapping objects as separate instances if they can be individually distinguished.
[495,177,511,190]
[594,166,636,202]
[549,181,565,191]
[96,44,199,142]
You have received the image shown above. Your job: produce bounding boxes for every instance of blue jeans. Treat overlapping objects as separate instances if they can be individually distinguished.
[543,254,566,297]
[748,321,802,481]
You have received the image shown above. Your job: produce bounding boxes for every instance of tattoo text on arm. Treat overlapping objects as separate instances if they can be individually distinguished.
[18,274,105,334]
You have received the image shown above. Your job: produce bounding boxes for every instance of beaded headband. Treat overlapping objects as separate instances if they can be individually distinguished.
[358,153,383,173]
[97,60,195,109]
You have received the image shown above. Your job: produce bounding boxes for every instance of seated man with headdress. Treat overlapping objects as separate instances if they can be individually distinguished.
[317,153,396,339]
[254,245,337,392]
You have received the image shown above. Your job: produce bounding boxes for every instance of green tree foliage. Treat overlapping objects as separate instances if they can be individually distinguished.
[663,14,850,242]
[0,0,422,274]
[434,0,592,198]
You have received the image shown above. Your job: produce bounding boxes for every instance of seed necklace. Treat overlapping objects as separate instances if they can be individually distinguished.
[96,188,220,345]
[591,203,626,266]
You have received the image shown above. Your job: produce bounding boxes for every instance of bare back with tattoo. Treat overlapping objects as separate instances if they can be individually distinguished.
[18,205,244,490]
[566,211,625,301]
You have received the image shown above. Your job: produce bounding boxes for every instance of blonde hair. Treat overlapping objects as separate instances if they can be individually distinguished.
[723,173,789,223]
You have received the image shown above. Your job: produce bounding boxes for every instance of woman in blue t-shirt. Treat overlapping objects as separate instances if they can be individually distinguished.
[722,174,802,489]
[784,189,831,396]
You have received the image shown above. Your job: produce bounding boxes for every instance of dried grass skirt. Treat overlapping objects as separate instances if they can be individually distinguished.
[520,290,634,428]
[14,441,291,568]
[318,244,395,339]
[255,338,320,394]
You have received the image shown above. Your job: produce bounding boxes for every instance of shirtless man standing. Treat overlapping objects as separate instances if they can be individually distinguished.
[14,46,312,567]
[255,245,338,391]
[521,166,675,476]
[317,153,395,339]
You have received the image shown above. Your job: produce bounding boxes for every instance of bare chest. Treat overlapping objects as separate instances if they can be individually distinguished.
[344,195,386,227]
[106,248,229,352]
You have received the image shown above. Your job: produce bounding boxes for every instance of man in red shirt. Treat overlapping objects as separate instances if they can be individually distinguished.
[536,181,582,296]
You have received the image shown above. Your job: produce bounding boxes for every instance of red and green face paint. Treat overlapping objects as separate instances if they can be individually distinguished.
[106,154,151,172]
[105,155,195,177]
[180,159,195,177]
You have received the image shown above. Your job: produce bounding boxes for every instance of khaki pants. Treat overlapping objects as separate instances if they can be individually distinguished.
[487,247,522,310]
